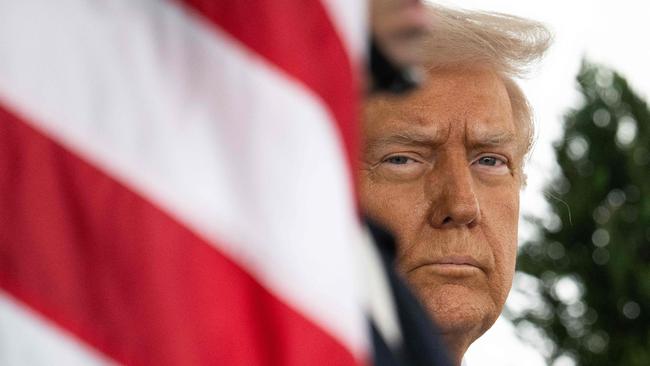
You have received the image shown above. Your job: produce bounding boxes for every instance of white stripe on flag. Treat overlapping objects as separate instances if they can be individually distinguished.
[0,291,115,366]
[0,0,367,356]
[320,0,368,64]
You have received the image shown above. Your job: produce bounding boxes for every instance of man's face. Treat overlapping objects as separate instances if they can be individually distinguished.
[360,67,525,346]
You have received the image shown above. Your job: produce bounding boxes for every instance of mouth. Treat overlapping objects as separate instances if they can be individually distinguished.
[408,256,485,277]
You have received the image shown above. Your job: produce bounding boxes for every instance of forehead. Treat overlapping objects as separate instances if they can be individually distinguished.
[364,67,519,145]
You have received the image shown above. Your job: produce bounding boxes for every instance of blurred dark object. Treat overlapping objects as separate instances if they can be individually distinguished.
[368,0,429,94]
[515,61,650,366]
[369,38,421,94]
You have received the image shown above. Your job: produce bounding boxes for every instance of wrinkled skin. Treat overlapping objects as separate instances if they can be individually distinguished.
[360,67,526,366]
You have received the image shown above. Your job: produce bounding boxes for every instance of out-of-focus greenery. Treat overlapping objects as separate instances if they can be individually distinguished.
[515,62,650,366]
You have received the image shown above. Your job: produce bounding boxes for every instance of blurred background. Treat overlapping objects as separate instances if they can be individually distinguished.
[429,1,650,365]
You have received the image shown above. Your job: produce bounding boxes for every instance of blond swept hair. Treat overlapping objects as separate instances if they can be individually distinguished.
[422,4,552,155]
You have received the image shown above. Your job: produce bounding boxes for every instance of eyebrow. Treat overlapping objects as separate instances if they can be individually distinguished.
[365,130,445,151]
[366,129,517,149]
[468,131,517,148]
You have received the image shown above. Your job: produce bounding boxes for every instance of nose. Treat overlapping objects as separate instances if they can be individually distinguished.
[427,159,481,228]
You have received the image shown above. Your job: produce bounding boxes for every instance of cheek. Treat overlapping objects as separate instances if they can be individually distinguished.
[359,176,427,240]
[481,187,520,298]
[481,184,519,243]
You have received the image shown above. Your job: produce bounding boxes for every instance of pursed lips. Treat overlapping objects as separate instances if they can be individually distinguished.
[407,255,487,275]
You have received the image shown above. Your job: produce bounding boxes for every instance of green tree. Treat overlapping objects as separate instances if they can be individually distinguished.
[515,62,650,366]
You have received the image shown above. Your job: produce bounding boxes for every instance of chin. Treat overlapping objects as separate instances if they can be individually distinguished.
[418,283,499,340]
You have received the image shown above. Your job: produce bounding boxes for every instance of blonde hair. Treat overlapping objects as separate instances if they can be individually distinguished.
[422,4,552,154]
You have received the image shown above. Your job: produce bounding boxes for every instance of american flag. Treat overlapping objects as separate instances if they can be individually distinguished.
[0,0,370,364]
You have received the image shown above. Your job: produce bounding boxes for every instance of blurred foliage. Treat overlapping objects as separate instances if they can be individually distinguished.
[515,62,650,366]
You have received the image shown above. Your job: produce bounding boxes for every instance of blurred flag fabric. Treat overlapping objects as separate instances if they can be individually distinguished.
[0,0,369,365]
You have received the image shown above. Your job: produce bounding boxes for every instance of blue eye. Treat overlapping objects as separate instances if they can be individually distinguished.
[385,156,412,165]
[478,156,500,166]
[374,154,429,181]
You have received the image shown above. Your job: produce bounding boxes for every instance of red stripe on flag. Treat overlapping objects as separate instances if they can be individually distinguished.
[179,0,361,186]
[0,104,359,366]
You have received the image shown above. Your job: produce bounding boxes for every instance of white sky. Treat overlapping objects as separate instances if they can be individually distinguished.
[428,1,650,365]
